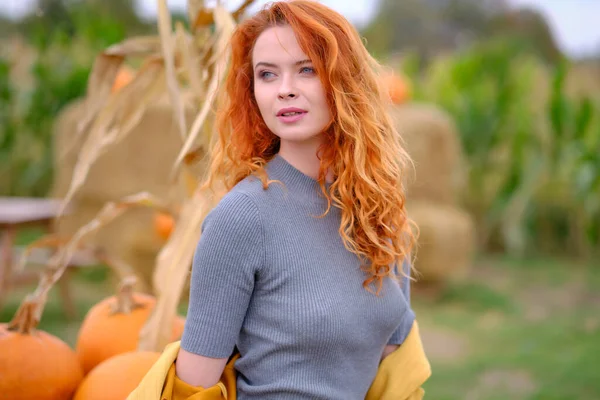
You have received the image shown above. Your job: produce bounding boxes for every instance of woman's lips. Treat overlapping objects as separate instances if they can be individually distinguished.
[277,111,307,123]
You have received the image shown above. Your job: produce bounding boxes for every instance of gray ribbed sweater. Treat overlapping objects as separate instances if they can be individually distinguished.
[181,154,415,399]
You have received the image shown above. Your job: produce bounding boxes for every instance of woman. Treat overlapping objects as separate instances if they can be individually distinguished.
[132,1,430,399]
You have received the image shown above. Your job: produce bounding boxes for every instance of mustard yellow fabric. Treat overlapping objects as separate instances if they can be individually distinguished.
[365,321,430,400]
[127,321,431,400]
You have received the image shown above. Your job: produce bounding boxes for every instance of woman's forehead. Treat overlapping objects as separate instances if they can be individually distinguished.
[252,25,309,68]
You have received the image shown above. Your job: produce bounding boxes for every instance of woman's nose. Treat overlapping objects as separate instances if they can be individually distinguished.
[277,76,298,99]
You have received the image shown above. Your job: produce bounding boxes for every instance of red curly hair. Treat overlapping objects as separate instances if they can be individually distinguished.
[202,0,417,294]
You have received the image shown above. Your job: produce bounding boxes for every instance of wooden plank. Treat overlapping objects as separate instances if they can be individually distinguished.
[12,246,99,267]
[0,197,70,226]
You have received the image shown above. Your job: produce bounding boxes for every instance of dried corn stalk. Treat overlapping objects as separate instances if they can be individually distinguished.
[15,235,70,273]
[57,0,248,217]
[43,0,254,353]
[27,192,172,319]
[136,2,248,353]
[76,37,163,140]
[138,186,223,352]
[137,2,243,353]
[171,4,236,178]
[59,56,167,216]
[157,0,187,142]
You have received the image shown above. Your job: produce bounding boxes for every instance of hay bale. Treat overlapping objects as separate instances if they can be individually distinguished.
[389,103,466,205]
[408,200,476,284]
[51,95,205,202]
[51,100,87,199]
[51,95,205,292]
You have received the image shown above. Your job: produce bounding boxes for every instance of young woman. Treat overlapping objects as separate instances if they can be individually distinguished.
[172,1,424,398]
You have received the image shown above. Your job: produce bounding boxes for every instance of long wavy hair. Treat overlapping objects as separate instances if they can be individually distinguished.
[202,0,417,294]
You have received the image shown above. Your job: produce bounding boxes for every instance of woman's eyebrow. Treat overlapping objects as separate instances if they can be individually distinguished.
[254,59,312,70]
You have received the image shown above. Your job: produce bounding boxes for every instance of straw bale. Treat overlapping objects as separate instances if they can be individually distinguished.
[51,100,86,199]
[408,200,476,284]
[389,103,466,206]
[51,94,205,203]
[51,95,205,291]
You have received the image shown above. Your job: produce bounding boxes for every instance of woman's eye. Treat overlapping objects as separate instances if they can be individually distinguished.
[301,67,315,74]
[259,71,275,79]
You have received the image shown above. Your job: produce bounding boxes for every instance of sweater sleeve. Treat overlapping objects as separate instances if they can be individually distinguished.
[180,191,264,358]
[387,258,416,345]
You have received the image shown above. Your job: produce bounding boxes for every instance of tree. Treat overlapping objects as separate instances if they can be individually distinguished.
[361,0,439,60]
[489,7,563,64]
[362,0,540,61]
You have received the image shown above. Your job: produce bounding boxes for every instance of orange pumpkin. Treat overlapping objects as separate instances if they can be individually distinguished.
[154,211,175,241]
[73,351,160,400]
[383,72,411,104]
[111,65,135,93]
[0,299,84,400]
[75,278,185,375]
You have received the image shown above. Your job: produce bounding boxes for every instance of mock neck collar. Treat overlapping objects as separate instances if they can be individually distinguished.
[265,154,332,204]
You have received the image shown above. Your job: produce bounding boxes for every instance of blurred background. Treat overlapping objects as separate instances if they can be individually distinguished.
[0,0,598,399]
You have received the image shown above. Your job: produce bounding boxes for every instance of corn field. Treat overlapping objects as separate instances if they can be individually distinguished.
[402,39,600,259]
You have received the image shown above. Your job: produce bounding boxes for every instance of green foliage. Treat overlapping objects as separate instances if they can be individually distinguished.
[16,0,146,50]
[0,49,90,196]
[402,38,600,258]
[438,282,516,314]
[0,1,138,197]
[541,63,600,252]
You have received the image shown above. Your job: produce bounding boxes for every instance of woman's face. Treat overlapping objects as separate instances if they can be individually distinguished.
[252,25,331,153]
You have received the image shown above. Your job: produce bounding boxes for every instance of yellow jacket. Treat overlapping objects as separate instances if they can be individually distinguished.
[128,321,431,400]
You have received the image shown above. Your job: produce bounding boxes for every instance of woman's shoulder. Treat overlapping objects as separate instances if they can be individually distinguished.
[226,173,282,206]
[204,172,287,233]
[203,176,268,228]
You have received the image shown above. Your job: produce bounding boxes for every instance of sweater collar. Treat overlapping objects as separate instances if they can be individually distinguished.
[265,154,332,204]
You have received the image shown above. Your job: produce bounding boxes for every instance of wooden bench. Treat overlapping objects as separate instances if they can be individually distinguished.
[0,197,99,319]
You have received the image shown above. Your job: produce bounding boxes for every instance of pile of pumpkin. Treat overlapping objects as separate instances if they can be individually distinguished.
[0,277,186,400]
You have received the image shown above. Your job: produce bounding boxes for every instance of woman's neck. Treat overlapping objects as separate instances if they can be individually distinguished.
[278,140,334,183]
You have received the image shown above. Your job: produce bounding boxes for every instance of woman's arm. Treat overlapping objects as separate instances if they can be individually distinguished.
[174,349,229,388]
[381,344,400,362]
[175,192,264,388]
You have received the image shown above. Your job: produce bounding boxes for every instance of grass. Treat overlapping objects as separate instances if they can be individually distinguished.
[417,254,600,399]
[1,246,599,399]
